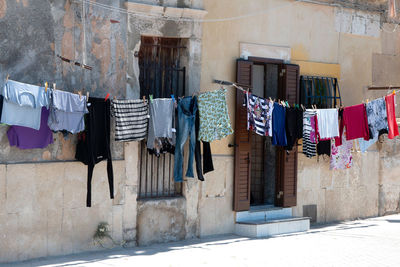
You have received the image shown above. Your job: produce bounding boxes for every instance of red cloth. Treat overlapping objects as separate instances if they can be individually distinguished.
[385,94,399,139]
[335,104,369,146]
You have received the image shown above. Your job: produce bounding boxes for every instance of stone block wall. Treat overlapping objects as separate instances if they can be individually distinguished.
[0,142,140,263]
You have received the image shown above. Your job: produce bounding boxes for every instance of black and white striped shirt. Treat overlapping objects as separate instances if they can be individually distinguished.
[303,110,317,158]
[111,99,149,142]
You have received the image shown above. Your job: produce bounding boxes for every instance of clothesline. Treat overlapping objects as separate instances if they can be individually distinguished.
[214,79,400,109]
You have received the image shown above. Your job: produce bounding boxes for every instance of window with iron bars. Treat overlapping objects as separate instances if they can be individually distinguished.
[138,36,187,199]
[300,76,342,108]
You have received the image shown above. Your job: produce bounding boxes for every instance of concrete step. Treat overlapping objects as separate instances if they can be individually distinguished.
[236,207,292,222]
[234,217,310,238]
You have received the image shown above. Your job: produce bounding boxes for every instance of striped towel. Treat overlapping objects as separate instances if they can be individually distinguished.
[111,99,149,142]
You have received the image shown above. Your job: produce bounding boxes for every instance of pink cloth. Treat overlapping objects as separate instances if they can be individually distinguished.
[336,104,369,146]
[385,94,399,139]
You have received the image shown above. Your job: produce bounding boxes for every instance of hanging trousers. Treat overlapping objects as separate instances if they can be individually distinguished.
[195,107,214,181]
[76,97,114,207]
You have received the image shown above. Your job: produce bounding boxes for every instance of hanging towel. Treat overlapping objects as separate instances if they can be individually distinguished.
[1,80,50,130]
[330,127,353,170]
[48,90,89,134]
[7,107,53,149]
[75,97,113,207]
[316,109,339,140]
[272,103,287,146]
[246,93,273,137]
[385,94,399,139]
[111,99,149,142]
[303,110,317,158]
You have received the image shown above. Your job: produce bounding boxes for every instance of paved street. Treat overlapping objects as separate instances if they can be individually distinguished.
[4,214,400,267]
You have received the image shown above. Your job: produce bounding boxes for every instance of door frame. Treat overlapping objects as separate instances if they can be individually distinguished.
[234,57,300,211]
[246,57,284,208]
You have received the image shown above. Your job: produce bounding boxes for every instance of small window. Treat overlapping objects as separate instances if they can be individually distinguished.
[300,76,342,108]
[137,36,186,199]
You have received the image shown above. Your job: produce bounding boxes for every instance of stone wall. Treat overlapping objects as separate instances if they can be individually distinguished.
[0,142,140,263]
[199,0,400,235]
[0,0,207,262]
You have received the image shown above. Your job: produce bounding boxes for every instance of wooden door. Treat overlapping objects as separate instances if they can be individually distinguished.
[275,64,300,207]
[233,60,252,211]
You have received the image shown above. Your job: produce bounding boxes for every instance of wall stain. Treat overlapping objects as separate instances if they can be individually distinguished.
[0,0,6,19]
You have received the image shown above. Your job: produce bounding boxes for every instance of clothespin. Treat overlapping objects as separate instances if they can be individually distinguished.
[86,91,89,100]
[393,90,396,95]
[105,93,110,101]
[78,91,82,100]
[366,99,369,104]
[149,94,153,103]
[142,95,146,104]
[301,104,305,111]
[171,94,175,103]
[269,97,273,103]
[53,83,56,90]
[45,82,48,93]
[286,101,290,108]
[6,74,9,82]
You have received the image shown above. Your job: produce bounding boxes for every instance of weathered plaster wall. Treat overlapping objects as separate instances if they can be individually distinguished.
[0,0,209,261]
[0,141,140,263]
[198,155,235,237]
[0,0,126,162]
[198,0,400,236]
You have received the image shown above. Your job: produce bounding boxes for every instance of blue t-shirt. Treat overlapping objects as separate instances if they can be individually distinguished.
[272,103,287,146]
[1,80,50,130]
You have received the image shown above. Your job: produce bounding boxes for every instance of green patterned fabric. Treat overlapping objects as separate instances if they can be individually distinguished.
[198,89,233,142]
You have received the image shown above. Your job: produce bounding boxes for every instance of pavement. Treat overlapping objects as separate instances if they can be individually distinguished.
[3,214,400,267]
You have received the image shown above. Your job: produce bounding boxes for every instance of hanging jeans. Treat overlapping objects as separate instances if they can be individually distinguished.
[174,97,197,182]
[195,108,214,181]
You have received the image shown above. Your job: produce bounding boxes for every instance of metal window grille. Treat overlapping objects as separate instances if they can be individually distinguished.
[300,76,342,108]
[138,36,186,199]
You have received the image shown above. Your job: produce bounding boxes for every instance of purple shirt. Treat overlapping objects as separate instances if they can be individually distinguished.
[7,107,54,149]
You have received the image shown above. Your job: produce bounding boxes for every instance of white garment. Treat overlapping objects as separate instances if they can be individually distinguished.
[317,109,339,140]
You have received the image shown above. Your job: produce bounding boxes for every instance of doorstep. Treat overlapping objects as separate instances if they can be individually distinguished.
[234,216,310,238]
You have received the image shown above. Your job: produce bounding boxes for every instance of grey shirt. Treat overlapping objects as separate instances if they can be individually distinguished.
[147,99,174,149]
[48,90,89,134]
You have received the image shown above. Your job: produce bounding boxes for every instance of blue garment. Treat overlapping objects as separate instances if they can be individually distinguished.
[1,80,50,130]
[2,79,49,108]
[1,101,42,130]
[358,137,378,153]
[272,103,287,146]
[174,97,197,182]
[48,89,88,133]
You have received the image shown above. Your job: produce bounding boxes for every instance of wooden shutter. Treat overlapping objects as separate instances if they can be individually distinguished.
[233,60,252,211]
[276,64,300,207]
